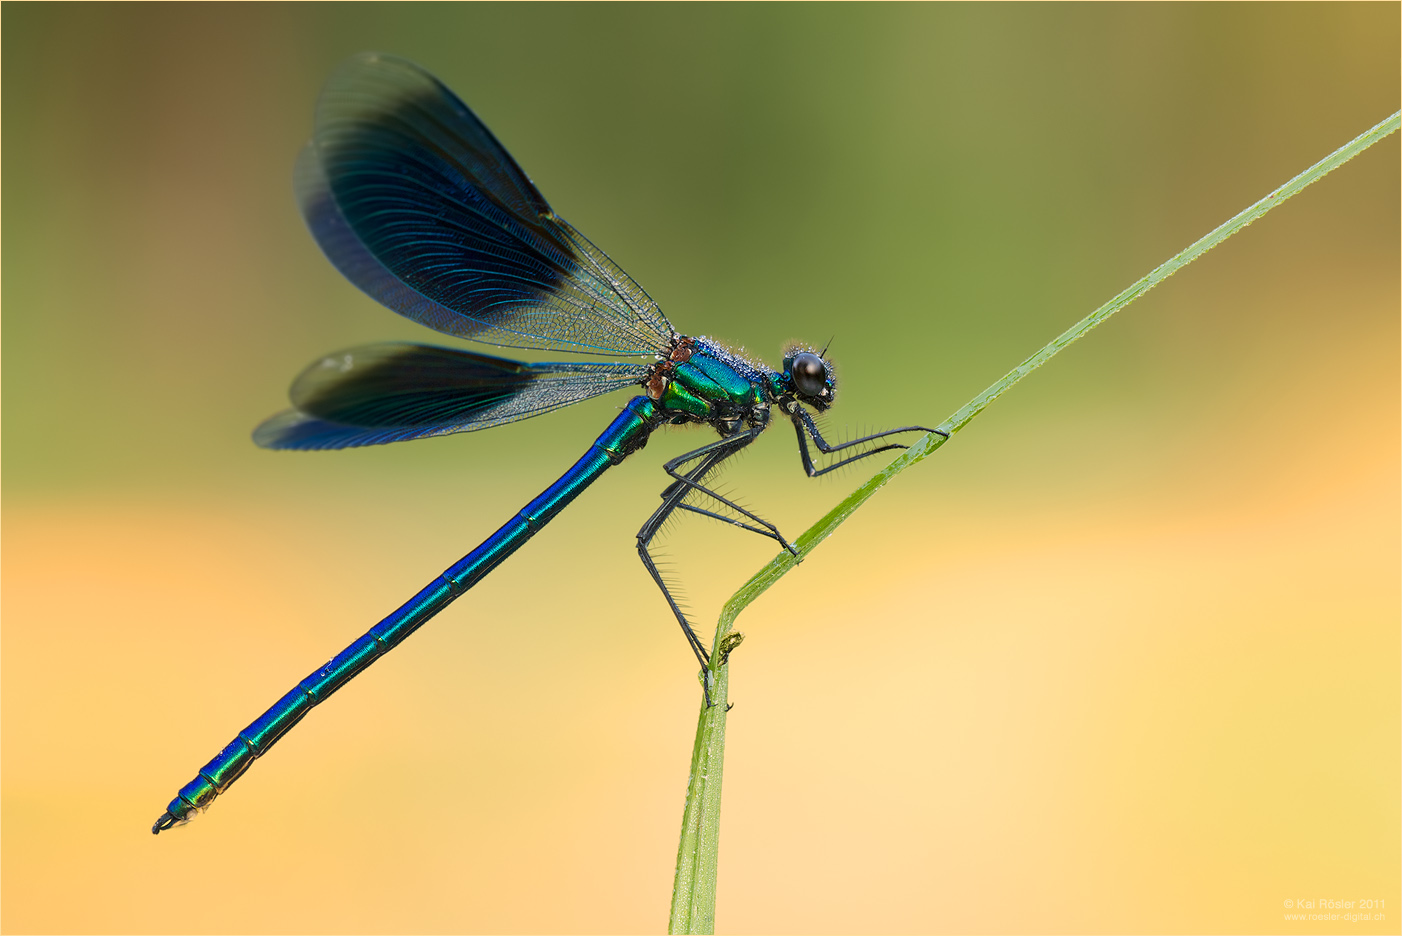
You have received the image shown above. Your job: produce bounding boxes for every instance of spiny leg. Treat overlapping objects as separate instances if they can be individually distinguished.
[636,446,737,672]
[793,407,944,454]
[658,431,799,551]
[791,409,949,478]
[658,428,795,554]
[791,421,905,477]
[637,429,789,699]
[673,501,778,539]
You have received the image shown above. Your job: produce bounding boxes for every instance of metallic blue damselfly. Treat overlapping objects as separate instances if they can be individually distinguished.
[153,53,941,833]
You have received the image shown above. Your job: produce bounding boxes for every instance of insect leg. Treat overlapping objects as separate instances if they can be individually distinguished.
[636,429,773,683]
[791,409,948,478]
[657,428,794,552]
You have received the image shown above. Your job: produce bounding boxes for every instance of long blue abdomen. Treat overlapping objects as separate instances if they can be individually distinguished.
[154,396,659,832]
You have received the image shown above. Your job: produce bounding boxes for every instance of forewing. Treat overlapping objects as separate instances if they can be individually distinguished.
[253,343,647,450]
[297,53,674,356]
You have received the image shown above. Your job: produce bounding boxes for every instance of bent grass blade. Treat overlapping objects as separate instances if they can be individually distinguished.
[668,110,1401,935]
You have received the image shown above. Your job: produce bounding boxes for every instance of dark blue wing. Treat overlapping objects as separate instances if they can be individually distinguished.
[254,343,648,450]
[296,53,675,357]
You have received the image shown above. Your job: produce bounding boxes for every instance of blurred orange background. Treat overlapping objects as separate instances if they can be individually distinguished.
[3,5,1397,933]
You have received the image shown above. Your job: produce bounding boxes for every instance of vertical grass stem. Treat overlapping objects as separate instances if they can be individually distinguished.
[667,110,1399,934]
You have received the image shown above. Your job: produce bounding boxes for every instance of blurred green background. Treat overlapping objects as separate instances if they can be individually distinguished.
[3,4,1397,934]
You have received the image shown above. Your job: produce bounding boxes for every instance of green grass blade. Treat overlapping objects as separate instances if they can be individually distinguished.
[667,634,741,935]
[668,110,1400,935]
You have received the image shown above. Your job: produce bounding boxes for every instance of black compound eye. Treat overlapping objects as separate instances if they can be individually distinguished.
[791,352,827,397]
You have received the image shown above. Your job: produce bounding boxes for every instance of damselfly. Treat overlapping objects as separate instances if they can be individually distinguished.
[153,53,941,834]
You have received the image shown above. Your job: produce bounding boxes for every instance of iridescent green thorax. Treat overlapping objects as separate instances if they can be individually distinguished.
[652,338,771,421]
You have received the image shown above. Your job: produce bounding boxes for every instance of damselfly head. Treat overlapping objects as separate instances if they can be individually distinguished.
[782,348,835,410]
